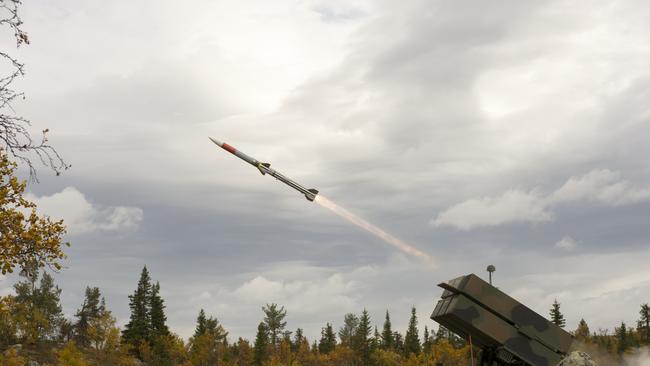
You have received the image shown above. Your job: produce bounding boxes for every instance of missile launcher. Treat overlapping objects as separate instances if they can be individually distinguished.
[431,274,573,366]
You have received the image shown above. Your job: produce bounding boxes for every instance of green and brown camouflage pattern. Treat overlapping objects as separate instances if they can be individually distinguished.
[431,274,574,366]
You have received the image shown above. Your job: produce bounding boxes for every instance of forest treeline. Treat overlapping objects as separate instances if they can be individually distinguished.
[1,266,649,366]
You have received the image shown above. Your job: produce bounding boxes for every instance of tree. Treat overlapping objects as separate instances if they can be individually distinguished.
[85,305,138,366]
[236,338,254,366]
[615,322,629,354]
[253,322,269,366]
[149,281,169,338]
[339,313,359,347]
[74,286,103,347]
[0,153,68,275]
[56,341,89,366]
[549,299,566,328]
[13,270,63,343]
[393,331,404,354]
[189,308,229,365]
[370,326,380,353]
[293,328,305,352]
[381,310,394,350]
[422,326,432,354]
[319,322,336,354]
[574,318,590,341]
[0,347,25,366]
[353,309,372,365]
[404,306,421,355]
[262,303,287,348]
[194,309,208,339]
[639,303,650,345]
[122,266,152,358]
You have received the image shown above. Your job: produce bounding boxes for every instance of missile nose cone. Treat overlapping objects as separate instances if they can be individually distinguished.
[209,137,223,147]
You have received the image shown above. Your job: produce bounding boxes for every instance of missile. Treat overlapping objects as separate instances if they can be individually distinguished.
[209,137,319,202]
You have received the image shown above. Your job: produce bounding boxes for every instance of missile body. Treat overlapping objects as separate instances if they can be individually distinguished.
[209,137,319,202]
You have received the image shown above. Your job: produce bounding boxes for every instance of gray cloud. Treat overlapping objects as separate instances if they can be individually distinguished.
[433,169,650,230]
[0,0,648,342]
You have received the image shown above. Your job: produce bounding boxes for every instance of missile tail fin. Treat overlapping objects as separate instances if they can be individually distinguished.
[257,162,271,175]
[305,188,319,202]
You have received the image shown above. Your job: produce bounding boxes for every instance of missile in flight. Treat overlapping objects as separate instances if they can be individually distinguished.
[209,137,319,202]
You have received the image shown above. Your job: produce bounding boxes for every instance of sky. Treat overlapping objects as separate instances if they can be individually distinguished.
[0,0,649,342]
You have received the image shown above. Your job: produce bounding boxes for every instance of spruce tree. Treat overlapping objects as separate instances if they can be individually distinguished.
[404,306,421,355]
[253,322,269,366]
[262,303,287,347]
[370,326,380,353]
[353,309,372,365]
[422,326,432,353]
[122,266,152,356]
[381,310,394,350]
[194,309,208,339]
[549,299,566,328]
[318,322,336,354]
[149,282,169,338]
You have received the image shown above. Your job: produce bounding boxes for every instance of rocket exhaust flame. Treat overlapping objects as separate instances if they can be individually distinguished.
[314,195,434,265]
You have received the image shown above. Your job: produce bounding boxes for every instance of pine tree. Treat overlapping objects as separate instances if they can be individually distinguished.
[318,322,336,354]
[353,309,372,365]
[422,325,432,354]
[575,319,590,341]
[122,266,152,357]
[149,282,169,338]
[639,303,650,345]
[74,286,103,347]
[339,313,359,347]
[381,310,394,350]
[404,306,421,355]
[549,299,566,328]
[253,322,269,366]
[262,303,287,348]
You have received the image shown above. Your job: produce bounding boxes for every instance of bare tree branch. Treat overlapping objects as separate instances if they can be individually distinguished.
[0,0,69,181]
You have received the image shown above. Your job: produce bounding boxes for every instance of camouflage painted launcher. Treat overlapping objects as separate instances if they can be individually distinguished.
[430,274,573,366]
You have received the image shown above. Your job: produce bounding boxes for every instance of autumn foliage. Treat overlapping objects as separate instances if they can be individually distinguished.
[0,151,68,275]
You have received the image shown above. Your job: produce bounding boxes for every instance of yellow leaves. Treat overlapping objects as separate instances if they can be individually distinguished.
[0,347,26,366]
[371,349,402,366]
[56,341,89,366]
[0,151,68,275]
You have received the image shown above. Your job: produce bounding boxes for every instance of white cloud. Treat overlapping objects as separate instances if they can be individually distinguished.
[432,190,552,230]
[233,273,358,314]
[555,236,578,251]
[27,187,143,234]
[550,169,650,206]
[433,170,650,229]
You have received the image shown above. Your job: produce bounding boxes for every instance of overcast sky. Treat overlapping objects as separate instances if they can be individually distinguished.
[1,0,649,342]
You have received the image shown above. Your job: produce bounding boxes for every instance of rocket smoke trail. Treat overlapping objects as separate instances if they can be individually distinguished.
[209,137,433,264]
[314,195,434,265]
